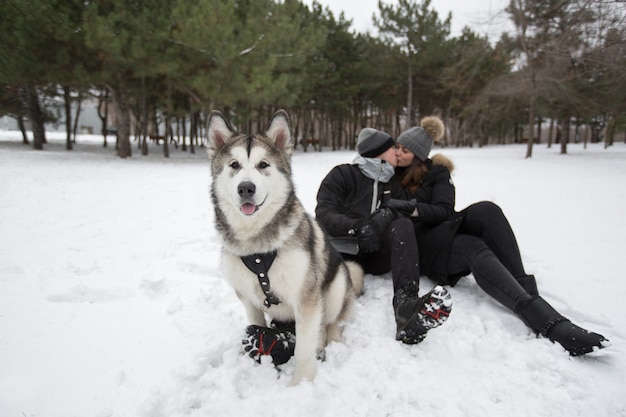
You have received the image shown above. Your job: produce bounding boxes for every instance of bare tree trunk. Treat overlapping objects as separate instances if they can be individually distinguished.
[560,116,569,155]
[350,107,358,149]
[111,85,132,158]
[140,78,148,156]
[525,72,536,158]
[23,83,46,150]
[406,45,413,127]
[72,91,82,143]
[605,114,616,149]
[181,115,187,152]
[301,108,310,152]
[164,119,171,158]
[63,86,73,150]
[163,81,171,158]
[97,87,110,148]
[18,114,29,144]
[191,111,198,154]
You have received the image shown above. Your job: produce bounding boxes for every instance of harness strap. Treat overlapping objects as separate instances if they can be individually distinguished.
[241,251,281,308]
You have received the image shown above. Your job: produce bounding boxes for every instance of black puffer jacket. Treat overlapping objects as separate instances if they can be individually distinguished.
[315,163,406,237]
[400,154,465,284]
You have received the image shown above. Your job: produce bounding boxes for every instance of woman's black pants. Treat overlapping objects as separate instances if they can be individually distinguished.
[445,201,536,311]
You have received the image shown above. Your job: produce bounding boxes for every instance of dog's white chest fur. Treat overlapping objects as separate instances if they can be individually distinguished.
[222,248,311,317]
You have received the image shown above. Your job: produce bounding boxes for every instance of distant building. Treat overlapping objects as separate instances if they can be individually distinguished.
[0,98,102,134]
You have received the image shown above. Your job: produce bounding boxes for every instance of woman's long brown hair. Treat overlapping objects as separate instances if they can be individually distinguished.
[399,158,428,194]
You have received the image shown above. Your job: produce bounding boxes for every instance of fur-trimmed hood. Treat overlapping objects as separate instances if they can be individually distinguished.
[431,153,454,173]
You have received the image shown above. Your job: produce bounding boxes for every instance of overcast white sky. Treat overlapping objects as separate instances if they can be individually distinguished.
[303,0,513,39]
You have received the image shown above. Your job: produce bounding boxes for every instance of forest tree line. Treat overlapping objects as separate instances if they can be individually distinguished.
[0,0,624,158]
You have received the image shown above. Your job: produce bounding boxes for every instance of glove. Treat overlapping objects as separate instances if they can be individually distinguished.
[384,198,419,216]
[355,223,380,253]
[368,207,395,235]
[353,208,394,254]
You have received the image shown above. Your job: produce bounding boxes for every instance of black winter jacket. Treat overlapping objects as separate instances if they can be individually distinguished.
[315,163,406,237]
[401,154,466,284]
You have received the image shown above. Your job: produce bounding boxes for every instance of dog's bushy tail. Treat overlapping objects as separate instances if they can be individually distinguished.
[346,261,365,296]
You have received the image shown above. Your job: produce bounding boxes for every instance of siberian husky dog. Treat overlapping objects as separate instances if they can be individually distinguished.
[207,109,364,385]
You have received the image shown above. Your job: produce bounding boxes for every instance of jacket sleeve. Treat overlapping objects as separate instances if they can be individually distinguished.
[315,166,360,236]
[414,166,455,225]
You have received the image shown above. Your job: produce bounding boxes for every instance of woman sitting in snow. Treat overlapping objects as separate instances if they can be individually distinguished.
[383,115,609,356]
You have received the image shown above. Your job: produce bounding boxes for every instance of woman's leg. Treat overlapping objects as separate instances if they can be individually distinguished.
[447,234,609,355]
[446,234,533,311]
[459,201,527,279]
[515,296,609,355]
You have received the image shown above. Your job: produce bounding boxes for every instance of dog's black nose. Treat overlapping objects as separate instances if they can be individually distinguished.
[238,181,256,198]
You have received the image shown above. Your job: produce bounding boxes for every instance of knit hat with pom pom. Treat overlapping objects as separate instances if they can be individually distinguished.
[397,116,445,161]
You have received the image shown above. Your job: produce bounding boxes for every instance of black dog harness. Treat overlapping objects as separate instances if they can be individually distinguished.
[241,251,281,308]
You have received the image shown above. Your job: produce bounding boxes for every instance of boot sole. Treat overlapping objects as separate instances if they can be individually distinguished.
[568,338,611,356]
[243,325,295,365]
[397,285,452,344]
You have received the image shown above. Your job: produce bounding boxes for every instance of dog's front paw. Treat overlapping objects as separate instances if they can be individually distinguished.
[243,325,295,365]
[288,362,316,386]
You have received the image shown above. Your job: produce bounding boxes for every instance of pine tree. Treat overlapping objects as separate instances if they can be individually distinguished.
[374,0,451,126]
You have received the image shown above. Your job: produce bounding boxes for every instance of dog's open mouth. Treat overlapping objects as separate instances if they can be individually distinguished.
[240,202,258,215]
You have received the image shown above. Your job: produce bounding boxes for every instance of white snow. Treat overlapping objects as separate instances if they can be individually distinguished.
[1,131,625,417]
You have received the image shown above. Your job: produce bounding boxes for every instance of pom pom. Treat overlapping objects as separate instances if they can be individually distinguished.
[420,116,444,142]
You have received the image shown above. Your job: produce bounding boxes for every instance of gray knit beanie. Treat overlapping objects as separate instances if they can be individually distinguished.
[357,128,395,158]
[397,126,433,161]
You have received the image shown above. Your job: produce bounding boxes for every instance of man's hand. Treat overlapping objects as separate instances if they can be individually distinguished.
[368,207,395,234]
[353,208,395,253]
[355,223,380,253]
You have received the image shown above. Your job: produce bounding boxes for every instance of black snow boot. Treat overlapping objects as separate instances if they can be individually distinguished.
[515,296,610,356]
[242,323,295,365]
[394,282,452,344]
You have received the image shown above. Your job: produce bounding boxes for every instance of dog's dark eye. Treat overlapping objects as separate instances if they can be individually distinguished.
[229,161,240,170]
[258,161,270,169]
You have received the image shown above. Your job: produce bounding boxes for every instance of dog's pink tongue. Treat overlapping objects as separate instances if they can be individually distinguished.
[241,203,256,215]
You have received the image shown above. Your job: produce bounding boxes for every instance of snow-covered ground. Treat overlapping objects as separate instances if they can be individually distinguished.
[1,131,625,417]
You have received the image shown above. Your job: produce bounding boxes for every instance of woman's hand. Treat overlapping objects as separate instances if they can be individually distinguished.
[384,198,419,217]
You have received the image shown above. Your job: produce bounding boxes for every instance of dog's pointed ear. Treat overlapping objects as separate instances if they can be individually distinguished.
[265,110,293,157]
[207,110,236,159]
